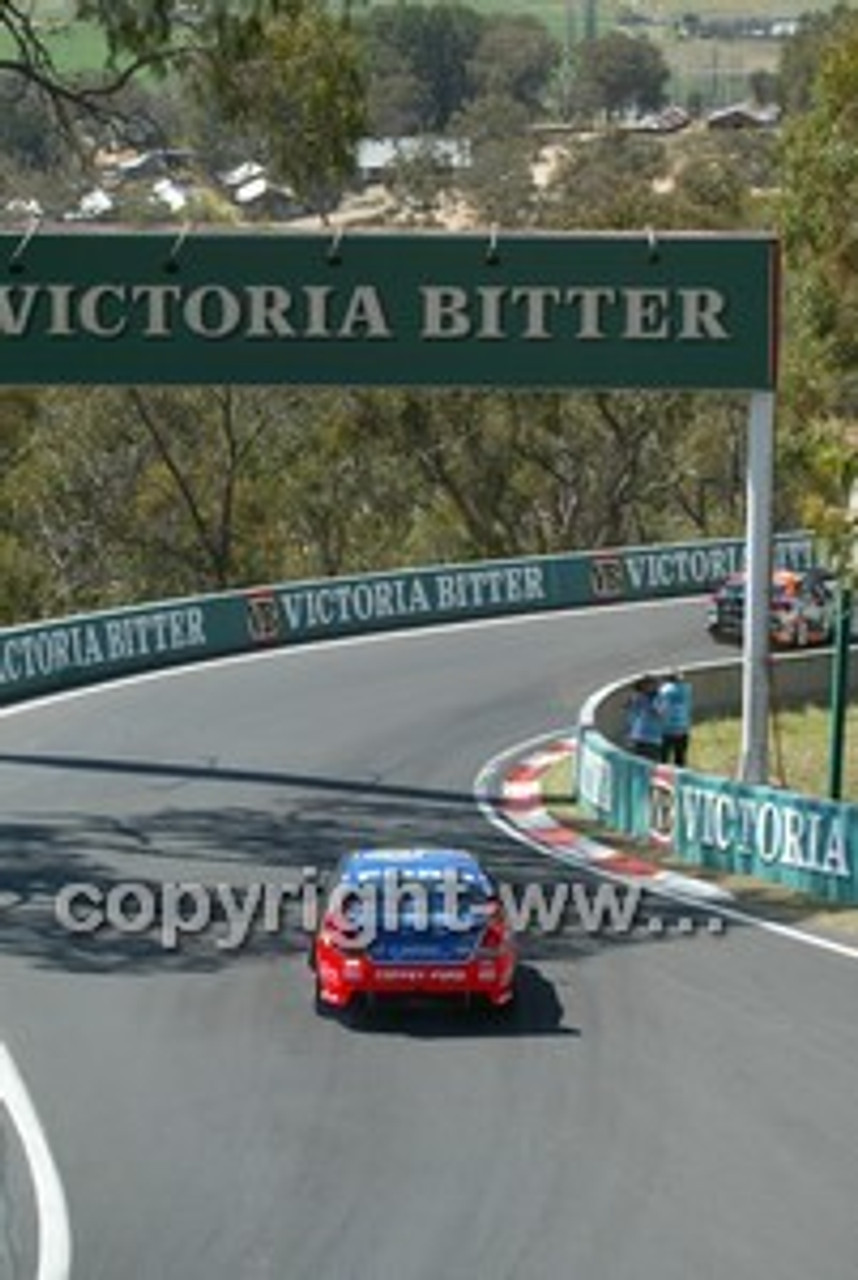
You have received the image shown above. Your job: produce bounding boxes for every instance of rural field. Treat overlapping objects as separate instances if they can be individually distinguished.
[2,0,838,108]
[0,0,108,72]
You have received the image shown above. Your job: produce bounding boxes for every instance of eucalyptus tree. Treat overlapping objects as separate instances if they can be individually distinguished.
[0,0,366,200]
[778,8,858,528]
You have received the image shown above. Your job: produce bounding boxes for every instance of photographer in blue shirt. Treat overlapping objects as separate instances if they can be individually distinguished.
[657,670,692,767]
[625,674,664,762]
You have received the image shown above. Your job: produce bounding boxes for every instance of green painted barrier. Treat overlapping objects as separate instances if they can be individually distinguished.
[577,724,858,905]
[0,530,813,707]
[587,531,814,603]
[577,728,653,840]
[6,524,851,901]
[270,532,814,641]
[675,769,855,901]
[0,597,245,705]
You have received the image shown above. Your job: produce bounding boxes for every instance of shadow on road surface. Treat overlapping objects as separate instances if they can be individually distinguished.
[323,965,578,1039]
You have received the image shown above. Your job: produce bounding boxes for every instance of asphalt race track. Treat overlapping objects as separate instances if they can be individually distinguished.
[1,598,857,1280]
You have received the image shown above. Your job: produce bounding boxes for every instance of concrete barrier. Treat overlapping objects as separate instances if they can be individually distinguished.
[0,532,813,708]
[577,646,858,904]
[591,647,855,742]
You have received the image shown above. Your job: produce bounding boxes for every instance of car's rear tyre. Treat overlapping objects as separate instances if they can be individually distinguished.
[314,978,367,1026]
[482,976,519,1023]
[341,993,369,1028]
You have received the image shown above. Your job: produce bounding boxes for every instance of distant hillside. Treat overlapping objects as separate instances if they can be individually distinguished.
[2,0,834,112]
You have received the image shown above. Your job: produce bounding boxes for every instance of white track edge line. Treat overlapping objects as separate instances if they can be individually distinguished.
[0,1043,72,1280]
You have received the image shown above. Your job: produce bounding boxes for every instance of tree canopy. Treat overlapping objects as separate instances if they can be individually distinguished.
[777,3,856,116]
[572,30,669,119]
[362,3,485,133]
[1,1,359,140]
[197,6,366,201]
[0,2,851,620]
[1,0,366,207]
[777,8,858,557]
[361,3,559,135]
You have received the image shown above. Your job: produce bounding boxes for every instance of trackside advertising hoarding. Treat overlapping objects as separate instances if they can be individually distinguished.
[0,532,811,705]
[578,730,857,903]
[589,532,813,601]
[0,230,777,388]
[265,532,813,636]
[675,771,854,897]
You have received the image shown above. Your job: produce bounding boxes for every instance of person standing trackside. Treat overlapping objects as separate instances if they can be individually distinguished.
[625,674,663,762]
[657,669,692,767]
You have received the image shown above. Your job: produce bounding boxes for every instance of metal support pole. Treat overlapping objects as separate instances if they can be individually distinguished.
[740,391,775,783]
[828,583,852,800]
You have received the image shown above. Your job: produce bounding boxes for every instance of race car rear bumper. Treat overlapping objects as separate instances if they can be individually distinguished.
[315,946,516,1009]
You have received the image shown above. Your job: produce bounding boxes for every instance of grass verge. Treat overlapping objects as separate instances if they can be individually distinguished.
[692,702,858,798]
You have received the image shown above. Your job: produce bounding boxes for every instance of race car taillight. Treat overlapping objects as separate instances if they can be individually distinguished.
[318,911,367,953]
[478,904,510,953]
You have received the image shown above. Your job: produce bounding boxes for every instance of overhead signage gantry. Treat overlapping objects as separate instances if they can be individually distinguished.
[0,226,780,778]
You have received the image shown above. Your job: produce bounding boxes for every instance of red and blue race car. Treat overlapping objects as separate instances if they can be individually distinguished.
[311,847,517,1015]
